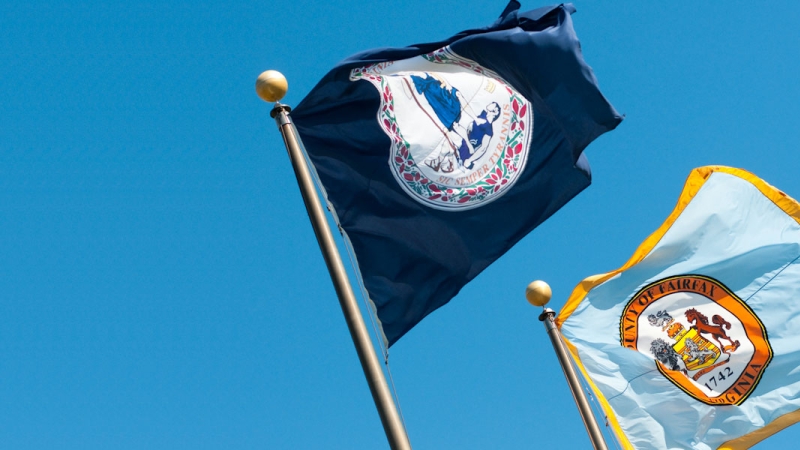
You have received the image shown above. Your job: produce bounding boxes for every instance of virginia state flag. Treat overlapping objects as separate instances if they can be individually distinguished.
[559,166,800,449]
[293,1,622,346]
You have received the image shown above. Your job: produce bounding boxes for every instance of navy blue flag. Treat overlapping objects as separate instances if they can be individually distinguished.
[292,1,622,346]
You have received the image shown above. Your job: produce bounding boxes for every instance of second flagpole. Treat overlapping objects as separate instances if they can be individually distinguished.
[257,70,412,450]
[526,280,609,450]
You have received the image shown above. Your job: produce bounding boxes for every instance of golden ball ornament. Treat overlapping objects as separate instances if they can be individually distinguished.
[256,70,288,103]
[525,280,552,307]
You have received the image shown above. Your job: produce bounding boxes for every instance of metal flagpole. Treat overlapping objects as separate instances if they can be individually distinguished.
[256,70,412,450]
[526,280,609,450]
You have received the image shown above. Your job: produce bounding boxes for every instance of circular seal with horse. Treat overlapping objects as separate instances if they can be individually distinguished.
[619,275,772,405]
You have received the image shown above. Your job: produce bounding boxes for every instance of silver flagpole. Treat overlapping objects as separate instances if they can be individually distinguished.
[256,70,412,450]
[526,280,609,450]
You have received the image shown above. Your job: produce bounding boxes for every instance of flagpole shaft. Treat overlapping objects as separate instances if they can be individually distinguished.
[270,104,412,450]
[540,308,608,450]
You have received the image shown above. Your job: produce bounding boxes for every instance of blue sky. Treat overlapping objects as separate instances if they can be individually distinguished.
[2,1,800,448]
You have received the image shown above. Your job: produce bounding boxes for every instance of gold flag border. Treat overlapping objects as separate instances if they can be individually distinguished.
[556,165,800,450]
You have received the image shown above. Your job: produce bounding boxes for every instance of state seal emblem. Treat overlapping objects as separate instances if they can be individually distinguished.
[350,47,533,211]
[620,275,772,405]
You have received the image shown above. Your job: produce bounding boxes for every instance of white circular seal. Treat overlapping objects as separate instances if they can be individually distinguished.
[351,47,534,211]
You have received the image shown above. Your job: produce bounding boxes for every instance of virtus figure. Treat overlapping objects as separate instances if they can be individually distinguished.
[406,73,499,172]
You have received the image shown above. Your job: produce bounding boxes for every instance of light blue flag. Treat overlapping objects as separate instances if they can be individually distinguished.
[558,166,800,450]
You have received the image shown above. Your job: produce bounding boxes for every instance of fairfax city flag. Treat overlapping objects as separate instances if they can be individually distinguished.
[293,1,622,346]
[559,166,800,449]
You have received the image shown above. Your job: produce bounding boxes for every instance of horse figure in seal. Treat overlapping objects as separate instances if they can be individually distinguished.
[685,308,740,353]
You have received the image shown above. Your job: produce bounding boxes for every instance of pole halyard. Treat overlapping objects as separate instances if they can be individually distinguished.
[258,71,412,450]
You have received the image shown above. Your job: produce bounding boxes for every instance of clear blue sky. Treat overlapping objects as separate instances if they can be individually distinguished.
[2,1,799,448]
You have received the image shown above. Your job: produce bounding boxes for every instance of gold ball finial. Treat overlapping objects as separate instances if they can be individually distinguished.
[256,70,288,103]
[526,280,552,307]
